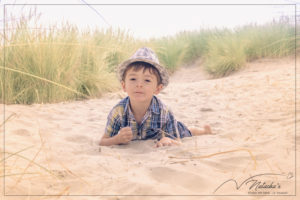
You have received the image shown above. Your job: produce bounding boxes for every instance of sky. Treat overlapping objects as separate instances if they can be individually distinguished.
[1,0,298,39]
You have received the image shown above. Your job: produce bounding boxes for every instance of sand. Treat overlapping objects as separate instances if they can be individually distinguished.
[0,56,299,200]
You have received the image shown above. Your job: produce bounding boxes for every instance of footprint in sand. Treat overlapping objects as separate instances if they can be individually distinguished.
[64,135,92,144]
[201,159,238,171]
[149,167,210,192]
[12,129,32,137]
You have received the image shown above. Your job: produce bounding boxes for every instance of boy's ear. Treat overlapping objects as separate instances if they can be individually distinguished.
[154,84,163,95]
[121,81,126,91]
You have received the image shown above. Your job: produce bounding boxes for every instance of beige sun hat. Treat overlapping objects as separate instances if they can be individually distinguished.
[117,47,169,87]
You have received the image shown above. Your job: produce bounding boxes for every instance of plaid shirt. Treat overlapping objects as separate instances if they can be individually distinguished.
[104,96,181,140]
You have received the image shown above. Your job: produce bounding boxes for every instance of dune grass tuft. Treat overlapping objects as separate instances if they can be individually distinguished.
[202,22,295,77]
[151,36,188,73]
[0,12,296,104]
[236,22,295,61]
[204,32,247,77]
[1,14,139,104]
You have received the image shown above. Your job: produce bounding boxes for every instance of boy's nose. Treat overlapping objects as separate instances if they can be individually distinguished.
[136,81,143,87]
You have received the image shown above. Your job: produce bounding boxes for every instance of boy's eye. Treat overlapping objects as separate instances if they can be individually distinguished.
[145,79,151,82]
[130,78,136,81]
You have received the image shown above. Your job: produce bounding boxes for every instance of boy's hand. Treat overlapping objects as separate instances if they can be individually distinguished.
[155,137,181,148]
[116,127,133,144]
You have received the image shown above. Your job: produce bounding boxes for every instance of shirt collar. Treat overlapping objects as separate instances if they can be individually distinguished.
[123,96,160,116]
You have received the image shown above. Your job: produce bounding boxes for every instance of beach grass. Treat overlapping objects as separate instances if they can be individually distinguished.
[203,30,247,77]
[0,12,296,104]
[236,22,295,61]
[195,22,294,77]
[178,29,218,64]
[1,14,140,104]
[149,21,295,78]
[150,36,188,73]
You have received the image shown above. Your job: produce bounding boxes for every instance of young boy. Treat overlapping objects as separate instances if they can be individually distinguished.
[100,47,211,147]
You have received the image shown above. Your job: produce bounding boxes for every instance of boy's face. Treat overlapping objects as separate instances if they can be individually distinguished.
[121,67,163,103]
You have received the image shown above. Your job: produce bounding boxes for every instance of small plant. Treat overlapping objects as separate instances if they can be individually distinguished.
[0,13,135,104]
[204,33,246,77]
[152,37,187,73]
[236,22,295,61]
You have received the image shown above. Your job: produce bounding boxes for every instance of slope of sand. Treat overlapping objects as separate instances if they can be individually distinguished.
[0,56,299,199]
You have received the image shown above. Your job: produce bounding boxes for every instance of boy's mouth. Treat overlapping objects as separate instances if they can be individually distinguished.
[134,91,144,94]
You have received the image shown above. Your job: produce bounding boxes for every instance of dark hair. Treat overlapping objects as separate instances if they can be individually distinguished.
[122,62,162,85]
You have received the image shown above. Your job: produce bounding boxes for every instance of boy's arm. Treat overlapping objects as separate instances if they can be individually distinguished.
[154,109,181,148]
[163,109,180,140]
[101,106,123,146]
[99,134,120,146]
[100,127,133,146]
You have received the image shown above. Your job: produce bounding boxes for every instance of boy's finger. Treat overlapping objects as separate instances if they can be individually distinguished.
[123,128,133,133]
[125,135,133,140]
[122,127,132,131]
[156,142,163,148]
[124,131,133,137]
[162,142,167,146]
[125,139,131,143]
[171,140,181,145]
[120,130,132,136]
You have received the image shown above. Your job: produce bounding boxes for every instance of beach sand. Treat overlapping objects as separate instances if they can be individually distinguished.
[0,56,298,200]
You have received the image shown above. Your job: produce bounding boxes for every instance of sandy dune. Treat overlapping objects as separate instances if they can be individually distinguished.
[0,56,299,199]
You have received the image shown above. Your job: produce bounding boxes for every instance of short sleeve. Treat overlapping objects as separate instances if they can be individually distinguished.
[162,109,180,140]
[104,107,122,137]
